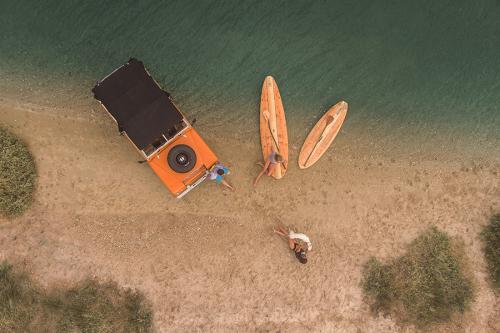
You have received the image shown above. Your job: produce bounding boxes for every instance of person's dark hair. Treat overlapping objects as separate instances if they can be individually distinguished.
[274,153,284,163]
[217,169,225,176]
[295,250,308,264]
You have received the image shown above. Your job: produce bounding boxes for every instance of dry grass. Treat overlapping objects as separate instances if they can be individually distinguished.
[0,261,40,331]
[481,213,500,291]
[0,261,153,333]
[362,227,474,327]
[0,127,37,217]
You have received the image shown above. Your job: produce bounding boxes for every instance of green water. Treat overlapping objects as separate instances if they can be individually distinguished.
[1,0,499,155]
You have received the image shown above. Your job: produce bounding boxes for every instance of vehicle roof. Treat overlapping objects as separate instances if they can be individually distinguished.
[92,58,184,150]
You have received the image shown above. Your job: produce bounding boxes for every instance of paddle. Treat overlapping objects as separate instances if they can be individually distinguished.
[263,111,281,154]
[303,114,335,167]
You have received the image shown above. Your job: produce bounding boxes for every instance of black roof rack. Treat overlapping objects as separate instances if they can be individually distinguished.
[92,58,184,150]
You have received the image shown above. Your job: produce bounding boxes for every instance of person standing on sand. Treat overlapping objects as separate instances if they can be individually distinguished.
[209,162,234,191]
[254,151,287,186]
[273,225,312,264]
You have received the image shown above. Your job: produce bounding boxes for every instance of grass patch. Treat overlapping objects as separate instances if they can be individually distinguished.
[362,227,474,327]
[0,261,153,333]
[0,127,37,217]
[481,213,500,290]
[0,262,41,331]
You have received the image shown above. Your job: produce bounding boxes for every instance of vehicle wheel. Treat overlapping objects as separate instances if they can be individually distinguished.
[167,144,197,173]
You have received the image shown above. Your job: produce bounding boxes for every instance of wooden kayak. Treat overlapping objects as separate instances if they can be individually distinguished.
[259,76,289,179]
[298,101,348,169]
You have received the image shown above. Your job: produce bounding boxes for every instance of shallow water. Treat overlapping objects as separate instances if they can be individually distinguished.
[1,0,499,156]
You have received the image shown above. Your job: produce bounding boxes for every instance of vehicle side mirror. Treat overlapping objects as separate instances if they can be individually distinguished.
[191,118,197,125]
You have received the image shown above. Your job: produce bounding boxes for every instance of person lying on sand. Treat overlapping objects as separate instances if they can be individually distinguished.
[253,151,287,186]
[209,163,234,191]
[273,225,312,264]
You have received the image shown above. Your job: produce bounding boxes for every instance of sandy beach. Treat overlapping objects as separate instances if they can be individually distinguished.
[0,98,499,332]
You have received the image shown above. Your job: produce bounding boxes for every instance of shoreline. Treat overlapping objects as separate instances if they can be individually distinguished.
[1,80,499,166]
[1,98,499,332]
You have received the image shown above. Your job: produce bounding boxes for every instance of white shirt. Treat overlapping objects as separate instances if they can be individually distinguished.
[289,230,312,251]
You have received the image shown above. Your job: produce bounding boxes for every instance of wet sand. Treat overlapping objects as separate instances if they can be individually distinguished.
[0,99,499,332]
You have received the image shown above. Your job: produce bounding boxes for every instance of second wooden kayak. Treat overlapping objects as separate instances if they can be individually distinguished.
[298,101,348,169]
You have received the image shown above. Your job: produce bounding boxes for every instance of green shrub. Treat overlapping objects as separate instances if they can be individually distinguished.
[361,257,395,312]
[51,280,153,333]
[0,261,153,333]
[481,214,500,290]
[361,227,474,327]
[0,127,37,217]
[0,262,40,332]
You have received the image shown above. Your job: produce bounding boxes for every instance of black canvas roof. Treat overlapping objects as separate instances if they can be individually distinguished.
[92,58,184,150]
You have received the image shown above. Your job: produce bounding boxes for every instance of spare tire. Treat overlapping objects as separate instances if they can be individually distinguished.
[167,144,197,173]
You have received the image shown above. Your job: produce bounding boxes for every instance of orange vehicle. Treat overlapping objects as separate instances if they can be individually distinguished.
[92,58,218,198]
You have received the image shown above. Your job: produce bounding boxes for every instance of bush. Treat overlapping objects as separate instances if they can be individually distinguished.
[0,262,41,332]
[361,227,474,327]
[0,127,37,217]
[361,257,395,312]
[0,261,153,333]
[51,280,153,333]
[481,214,500,290]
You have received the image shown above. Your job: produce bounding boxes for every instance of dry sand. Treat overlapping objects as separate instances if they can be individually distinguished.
[0,98,499,332]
